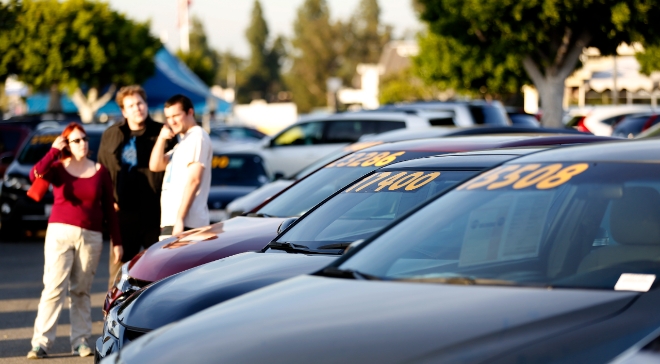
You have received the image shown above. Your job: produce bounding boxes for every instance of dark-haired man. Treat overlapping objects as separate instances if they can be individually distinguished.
[98,86,176,289]
[149,94,212,238]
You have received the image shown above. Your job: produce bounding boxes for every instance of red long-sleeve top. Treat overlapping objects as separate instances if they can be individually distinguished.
[30,148,122,246]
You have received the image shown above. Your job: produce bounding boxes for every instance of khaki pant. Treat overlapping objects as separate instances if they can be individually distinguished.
[31,223,103,351]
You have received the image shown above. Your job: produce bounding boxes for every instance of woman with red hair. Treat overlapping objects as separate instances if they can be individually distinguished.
[26,123,123,359]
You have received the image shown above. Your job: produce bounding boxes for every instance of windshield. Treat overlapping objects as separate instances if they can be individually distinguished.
[291,141,384,180]
[277,169,477,251]
[18,132,102,164]
[256,150,437,217]
[210,154,268,187]
[339,162,660,292]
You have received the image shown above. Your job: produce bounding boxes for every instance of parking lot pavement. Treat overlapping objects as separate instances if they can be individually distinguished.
[0,238,112,363]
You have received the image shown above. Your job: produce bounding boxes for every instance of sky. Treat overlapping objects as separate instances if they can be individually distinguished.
[106,0,422,57]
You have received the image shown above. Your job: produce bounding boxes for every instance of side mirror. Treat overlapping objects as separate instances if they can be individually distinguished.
[344,239,365,253]
[261,137,272,148]
[277,217,298,234]
[0,154,14,165]
[273,172,285,181]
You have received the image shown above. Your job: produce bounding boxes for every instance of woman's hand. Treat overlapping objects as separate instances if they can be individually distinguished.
[113,245,124,265]
[172,218,184,236]
[52,136,68,150]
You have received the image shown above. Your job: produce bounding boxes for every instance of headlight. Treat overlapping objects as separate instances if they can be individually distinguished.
[105,306,121,339]
[115,263,141,293]
[3,176,31,191]
[105,263,144,314]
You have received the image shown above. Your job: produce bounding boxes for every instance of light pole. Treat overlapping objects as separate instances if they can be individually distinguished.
[178,0,190,53]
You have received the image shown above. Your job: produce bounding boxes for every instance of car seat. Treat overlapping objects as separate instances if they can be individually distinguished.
[577,186,660,273]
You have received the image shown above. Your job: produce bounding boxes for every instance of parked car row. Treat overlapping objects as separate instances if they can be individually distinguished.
[98,136,660,363]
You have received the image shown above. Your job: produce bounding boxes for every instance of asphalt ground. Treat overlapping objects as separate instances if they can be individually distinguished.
[0,237,112,363]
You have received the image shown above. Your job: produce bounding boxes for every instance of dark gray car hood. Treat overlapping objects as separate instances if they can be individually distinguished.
[117,275,639,364]
[119,252,336,330]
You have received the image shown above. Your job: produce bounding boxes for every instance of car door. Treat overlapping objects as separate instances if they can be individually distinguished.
[261,121,327,177]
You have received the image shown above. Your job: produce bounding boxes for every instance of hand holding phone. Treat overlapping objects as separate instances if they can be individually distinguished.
[158,124,175,140]
[52,136,69,151]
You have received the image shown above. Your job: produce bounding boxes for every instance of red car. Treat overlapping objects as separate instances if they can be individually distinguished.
[104,134,613,314]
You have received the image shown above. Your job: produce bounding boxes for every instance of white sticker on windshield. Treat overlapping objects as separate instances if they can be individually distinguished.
[614,274,656,292]
[458,191,554,267]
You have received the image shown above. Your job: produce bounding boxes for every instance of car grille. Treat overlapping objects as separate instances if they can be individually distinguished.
[124,328,147,342]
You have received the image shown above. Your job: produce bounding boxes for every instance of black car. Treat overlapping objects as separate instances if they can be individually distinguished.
[0,113,82,178]
[506,107,540,127]
[206,152,270,222]
[0,123,31,178]
[612,113,659,138]
[0,125,105,238]
[97,141,611,361]
[108,139,660,363]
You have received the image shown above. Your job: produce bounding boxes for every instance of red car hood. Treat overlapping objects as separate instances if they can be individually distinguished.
[128,216,286,282]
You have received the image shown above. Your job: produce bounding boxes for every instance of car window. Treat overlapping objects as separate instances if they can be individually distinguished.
[428,117,455,126]
[256,150,440,218]
[509,114,540,127]
[211,128,263,141]
[613,115,656,138]
[272,122,324,146]
[18,132,102,164]
[278,170,477,249]
[468,105,510,125]
[602,114,630,126]
[210,154,268,187]
[340,162,660,292]
[246,128,267,139]
[378,121,406,133]
[290,141,385,180]
[325,120,377,143]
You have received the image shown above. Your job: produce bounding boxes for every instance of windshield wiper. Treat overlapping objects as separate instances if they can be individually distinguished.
[267,242,312,253]
[247,212,273,218]
[267,242,345,255]
[319,267,381,280]
[317,242,352,250]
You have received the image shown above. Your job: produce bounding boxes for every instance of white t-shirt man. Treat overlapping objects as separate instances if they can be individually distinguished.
[160,125,213,228]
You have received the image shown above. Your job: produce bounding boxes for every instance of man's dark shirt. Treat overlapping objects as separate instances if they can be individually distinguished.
[98,117,176,227]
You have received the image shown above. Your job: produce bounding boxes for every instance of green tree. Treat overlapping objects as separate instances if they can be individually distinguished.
[379,68,437,104]
[338,0,392,85]
[177,16,220,86]
[0,0,21,82]
[238,0,286,103]
[637,45,660,76]
[216,51,245,89]
[414,31,527,99]
[286,0,339,112]
[416,0,660,127]
[0,0,161,121]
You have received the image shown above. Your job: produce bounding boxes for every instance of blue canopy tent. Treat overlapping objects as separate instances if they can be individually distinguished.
[26,48,231,115]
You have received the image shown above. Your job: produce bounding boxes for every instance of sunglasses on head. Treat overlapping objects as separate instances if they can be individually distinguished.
[68,137,89,144]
